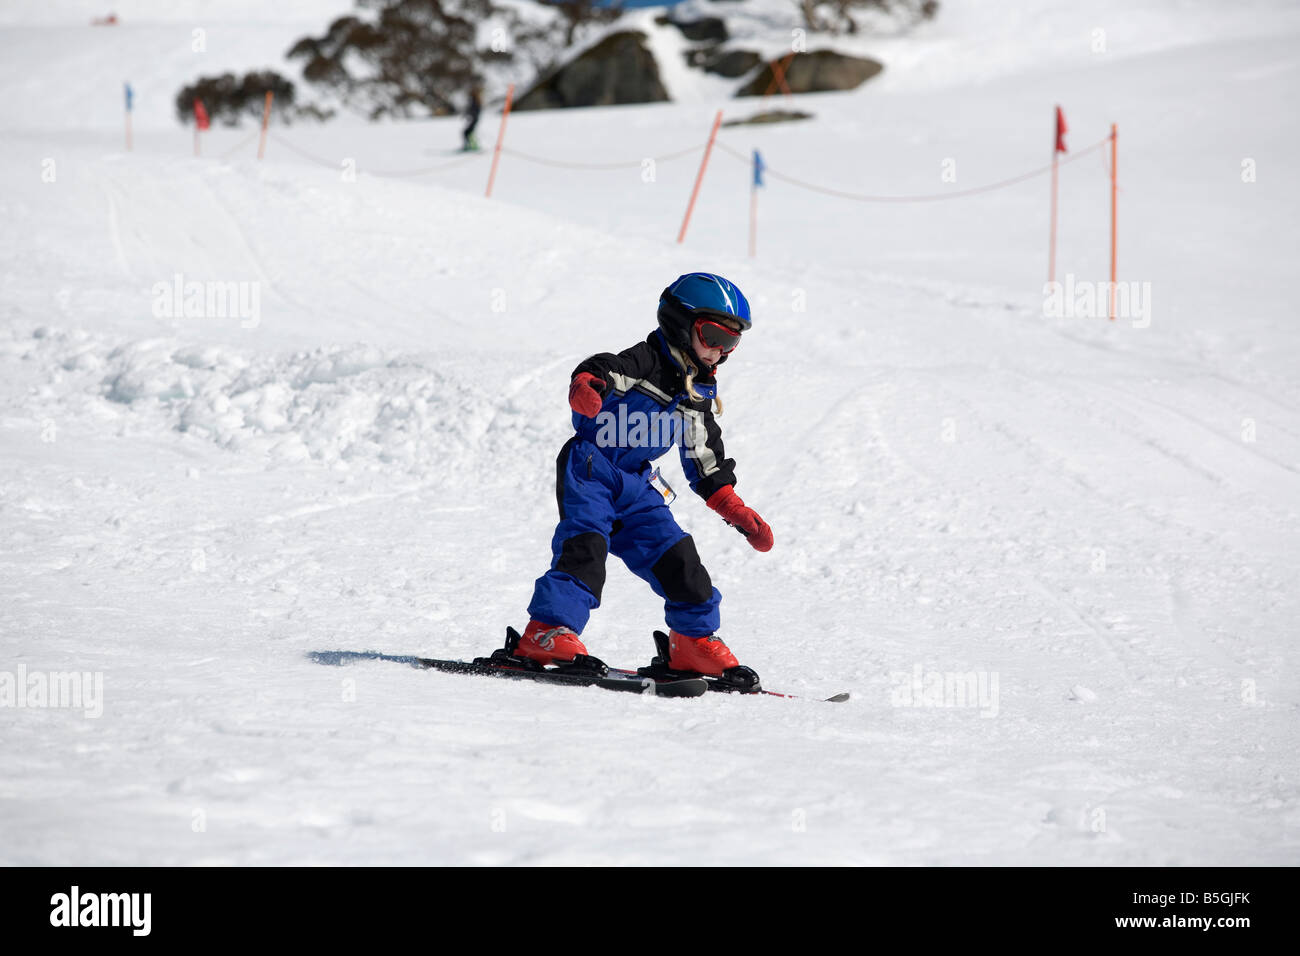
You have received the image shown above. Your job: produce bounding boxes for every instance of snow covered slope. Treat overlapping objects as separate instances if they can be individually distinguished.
[1,1,1297,865]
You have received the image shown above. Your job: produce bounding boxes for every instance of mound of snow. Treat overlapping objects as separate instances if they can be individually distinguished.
[6,325,563,476]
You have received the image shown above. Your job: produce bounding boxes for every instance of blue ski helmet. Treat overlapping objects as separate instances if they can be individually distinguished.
[657,273,752,355]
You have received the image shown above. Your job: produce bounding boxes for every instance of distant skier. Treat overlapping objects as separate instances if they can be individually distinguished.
[462,85,482,152]
[518,273,773,676]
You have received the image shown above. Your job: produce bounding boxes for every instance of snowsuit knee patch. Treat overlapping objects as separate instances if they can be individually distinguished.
[555,532,609,601]
[650,535,713,605]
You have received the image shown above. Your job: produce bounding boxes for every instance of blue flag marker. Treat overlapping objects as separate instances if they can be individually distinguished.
[125,83,134,112]
[752,149,765,188]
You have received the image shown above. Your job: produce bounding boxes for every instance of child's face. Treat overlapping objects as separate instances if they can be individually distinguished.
[690,323,726,367]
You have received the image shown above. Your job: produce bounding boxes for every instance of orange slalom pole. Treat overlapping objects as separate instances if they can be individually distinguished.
[485,84,515,199]
[125,111,132,152]
[677,109,723,244]
[763,54,795,100]
[257,90,273,160]
[1109,123,1118,321]
[776,54,795,98]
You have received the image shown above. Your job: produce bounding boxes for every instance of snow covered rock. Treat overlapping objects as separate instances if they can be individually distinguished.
[736,48,884,95]
[514,30,671,110]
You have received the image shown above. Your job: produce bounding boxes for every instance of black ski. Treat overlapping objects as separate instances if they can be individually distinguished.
[611,665,849,702]
[308,630,707,698]
[308,630,847,703]
[412,653,707,698]
[617,631,851,703]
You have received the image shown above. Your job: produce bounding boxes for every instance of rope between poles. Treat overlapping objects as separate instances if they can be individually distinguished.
[218,131,259,161]
[715,134,1112,203]
[266,133,344,169]
[499,142,705,170]
[265,134,480,176]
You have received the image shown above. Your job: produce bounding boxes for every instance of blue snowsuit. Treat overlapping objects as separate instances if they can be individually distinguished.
[528,330,738,636]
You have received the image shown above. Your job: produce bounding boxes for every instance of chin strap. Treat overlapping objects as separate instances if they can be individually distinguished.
[666,341,703,401]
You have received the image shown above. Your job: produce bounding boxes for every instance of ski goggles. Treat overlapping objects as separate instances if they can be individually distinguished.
[694,317,742,353]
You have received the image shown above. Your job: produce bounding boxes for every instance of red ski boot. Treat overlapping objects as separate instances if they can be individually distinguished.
[516,619,588,665]
[667,630,739,677]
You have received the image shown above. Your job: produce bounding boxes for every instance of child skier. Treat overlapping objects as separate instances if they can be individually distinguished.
[518,272,773,676]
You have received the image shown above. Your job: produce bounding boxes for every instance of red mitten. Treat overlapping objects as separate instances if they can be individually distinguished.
[706,485,773,552]
[568,372,606,418]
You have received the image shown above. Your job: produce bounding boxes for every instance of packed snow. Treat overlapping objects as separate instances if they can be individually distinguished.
[1,0,1297,865]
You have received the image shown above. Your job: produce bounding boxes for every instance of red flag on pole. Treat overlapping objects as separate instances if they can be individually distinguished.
[193,98,210,131]
[1054,105,1068,153]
